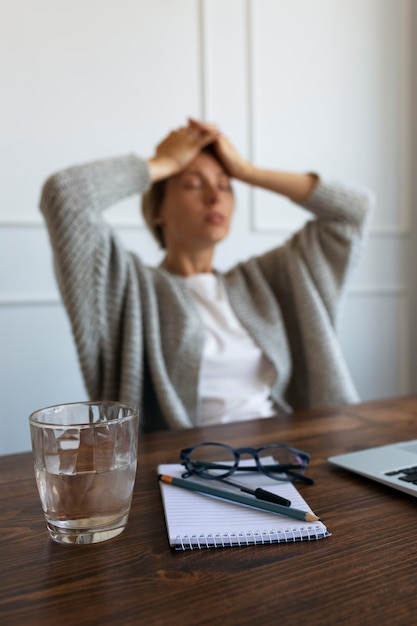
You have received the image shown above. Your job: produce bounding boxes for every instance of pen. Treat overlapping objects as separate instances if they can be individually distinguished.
[158,474,321,523]
[217,476,292,507]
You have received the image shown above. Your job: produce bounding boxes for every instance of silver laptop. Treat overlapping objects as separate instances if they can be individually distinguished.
[328,439,417,497]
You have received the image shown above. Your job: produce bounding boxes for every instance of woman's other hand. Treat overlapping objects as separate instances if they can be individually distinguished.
[188,118,252,181]
[189,117,317,202]
[148,121,219,182]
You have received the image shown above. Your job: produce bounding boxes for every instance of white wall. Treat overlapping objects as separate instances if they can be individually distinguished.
[0,0,414,454]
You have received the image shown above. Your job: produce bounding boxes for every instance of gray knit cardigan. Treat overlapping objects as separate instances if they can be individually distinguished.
[40,155,373,432]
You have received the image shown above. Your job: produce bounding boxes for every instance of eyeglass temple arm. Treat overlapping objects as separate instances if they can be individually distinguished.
[234,463,306,472]
[189,461,307,472]
[287,471,315,485]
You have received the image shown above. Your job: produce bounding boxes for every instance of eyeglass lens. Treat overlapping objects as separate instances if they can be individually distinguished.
[186,444,236,478]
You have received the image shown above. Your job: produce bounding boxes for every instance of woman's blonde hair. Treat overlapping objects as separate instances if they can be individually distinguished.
[141,179,167,249]
[141,144,230,249]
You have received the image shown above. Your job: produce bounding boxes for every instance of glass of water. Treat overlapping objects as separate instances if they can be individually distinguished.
[29,401,139,545]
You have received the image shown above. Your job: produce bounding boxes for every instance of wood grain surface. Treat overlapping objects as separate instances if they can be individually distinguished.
[1,396,417,626]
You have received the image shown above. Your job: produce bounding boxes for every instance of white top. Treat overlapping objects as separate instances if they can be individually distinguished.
[185,273,277,425]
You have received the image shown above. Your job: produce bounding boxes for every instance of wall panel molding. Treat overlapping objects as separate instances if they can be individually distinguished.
[1,217,410,238]
[0,294,60,307]
[251,223,411,237]
[0,285,408,308]
[0,216,144,230]
[348,286,407,297]
[198,0,207,120]
[0,216,44,227]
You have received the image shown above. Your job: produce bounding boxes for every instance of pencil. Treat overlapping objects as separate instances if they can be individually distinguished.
[158,474,321,523]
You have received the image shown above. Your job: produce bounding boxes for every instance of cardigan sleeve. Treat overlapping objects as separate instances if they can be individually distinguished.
[39,154,151,399]
[257,178,375,326]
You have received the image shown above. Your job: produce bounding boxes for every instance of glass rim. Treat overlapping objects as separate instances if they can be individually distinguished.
[29,400,139,427]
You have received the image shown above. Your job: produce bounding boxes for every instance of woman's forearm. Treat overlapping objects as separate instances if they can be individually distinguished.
[210,133,318,203]
[41,155,151,219]
[238,165,319,203]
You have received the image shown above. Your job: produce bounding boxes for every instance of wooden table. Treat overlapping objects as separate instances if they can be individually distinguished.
[2,396,417,625]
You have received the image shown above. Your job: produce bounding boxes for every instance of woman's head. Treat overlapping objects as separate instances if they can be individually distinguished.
[142,145,234,250]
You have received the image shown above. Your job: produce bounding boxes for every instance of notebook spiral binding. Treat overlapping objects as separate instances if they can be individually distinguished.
[175,525,329,550]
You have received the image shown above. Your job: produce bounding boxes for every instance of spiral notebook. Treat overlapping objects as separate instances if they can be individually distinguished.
[157,462,330,550]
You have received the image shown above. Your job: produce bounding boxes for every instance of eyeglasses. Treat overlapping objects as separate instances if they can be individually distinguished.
[180,442,312,484]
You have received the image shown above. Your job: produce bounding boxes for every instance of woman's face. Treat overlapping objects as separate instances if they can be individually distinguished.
[155,151,234,254]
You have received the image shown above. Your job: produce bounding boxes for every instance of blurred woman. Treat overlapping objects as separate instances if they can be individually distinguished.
[40,118,373,431]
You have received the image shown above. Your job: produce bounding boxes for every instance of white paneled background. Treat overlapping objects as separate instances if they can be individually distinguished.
[1,0,416,454]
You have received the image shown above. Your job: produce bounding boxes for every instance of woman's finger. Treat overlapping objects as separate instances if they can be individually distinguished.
[188,117,219,135]
[182,123,219,150]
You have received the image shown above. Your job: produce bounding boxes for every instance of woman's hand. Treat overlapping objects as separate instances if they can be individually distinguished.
[188,118,252,181]
[148,121,219,182]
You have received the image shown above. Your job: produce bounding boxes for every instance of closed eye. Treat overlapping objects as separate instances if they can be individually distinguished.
[182,175,203,190]
[218,175,232,192]
[184,183,203,190]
